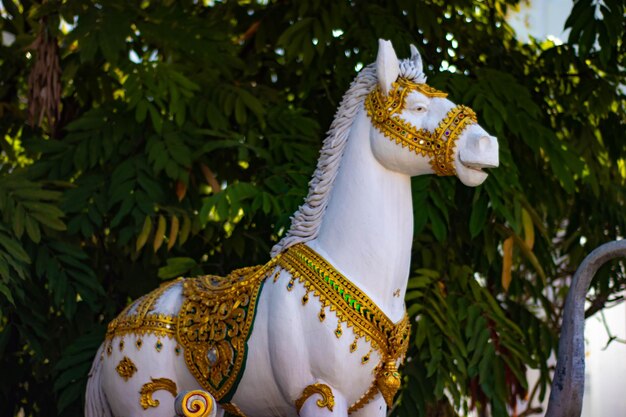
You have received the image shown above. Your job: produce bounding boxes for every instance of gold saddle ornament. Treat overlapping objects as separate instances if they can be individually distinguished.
[177,259,279,403]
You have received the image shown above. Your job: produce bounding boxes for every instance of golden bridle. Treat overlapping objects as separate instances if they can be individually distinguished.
[364,77,477,176]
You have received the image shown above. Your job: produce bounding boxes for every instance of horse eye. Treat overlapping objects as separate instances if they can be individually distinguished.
[414,105,427,113]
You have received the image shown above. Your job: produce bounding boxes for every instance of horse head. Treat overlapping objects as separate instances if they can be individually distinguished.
[368,39,498,186]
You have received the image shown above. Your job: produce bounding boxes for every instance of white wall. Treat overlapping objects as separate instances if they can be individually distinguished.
[507,0,572,42]
[582,301,626,416]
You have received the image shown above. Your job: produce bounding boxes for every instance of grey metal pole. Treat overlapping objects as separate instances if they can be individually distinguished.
[545,240,626,417]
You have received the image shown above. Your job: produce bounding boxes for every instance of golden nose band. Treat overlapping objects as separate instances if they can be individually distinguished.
[365,77,477,176]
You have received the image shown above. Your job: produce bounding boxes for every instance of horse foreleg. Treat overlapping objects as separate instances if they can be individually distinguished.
[296,383,348,417]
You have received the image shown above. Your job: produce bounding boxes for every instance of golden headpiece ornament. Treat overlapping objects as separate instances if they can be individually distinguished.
[365,77,477,176]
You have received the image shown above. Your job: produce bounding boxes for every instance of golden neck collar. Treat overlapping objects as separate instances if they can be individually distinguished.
[279,243,411,409]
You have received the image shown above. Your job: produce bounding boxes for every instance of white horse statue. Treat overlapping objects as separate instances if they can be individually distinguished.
[85,39,501,417]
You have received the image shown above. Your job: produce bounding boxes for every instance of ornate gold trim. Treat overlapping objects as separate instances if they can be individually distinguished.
[139,377,178,409]
[279,244,410,359]
[295,383,335,414]
[106,280,180,340]
[177,258,280,401]
[348,380,379,414]
[221,402,247,417]
[279,244,411,411]
[178,390,214,417]
[364,77,477,176]
[115,356,137,381]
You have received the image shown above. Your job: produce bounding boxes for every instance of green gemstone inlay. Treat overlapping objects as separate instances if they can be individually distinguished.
[301,254,383,328]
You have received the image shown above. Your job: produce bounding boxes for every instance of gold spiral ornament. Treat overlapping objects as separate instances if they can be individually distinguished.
[181,390,214,417]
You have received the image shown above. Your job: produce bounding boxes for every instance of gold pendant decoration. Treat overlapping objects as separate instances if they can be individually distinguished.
[365,77,477,176]
[177,259,279,402]
[350,338,358,353]
[376,360,402,408]
[295,383,335,414]
[139,377,177,409]
[115,356,137,381]
[279,244,411,411]
[178,390,215,417]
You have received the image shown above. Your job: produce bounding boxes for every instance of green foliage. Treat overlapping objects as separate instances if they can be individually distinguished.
[0,0,624,416]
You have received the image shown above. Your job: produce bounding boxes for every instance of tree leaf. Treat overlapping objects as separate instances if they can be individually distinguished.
[158,257,197,279]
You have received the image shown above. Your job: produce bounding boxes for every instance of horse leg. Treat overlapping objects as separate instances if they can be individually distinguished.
[297,384,349,417]
[100,334,193,417]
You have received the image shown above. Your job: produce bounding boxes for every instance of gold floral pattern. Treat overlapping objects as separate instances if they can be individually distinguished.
[115,356,137,381]
[177,258,279,402]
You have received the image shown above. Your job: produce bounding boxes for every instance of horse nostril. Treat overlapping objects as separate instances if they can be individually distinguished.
[478,136,491,151]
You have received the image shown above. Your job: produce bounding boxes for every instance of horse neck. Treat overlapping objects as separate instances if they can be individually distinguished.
[308,110,414,322]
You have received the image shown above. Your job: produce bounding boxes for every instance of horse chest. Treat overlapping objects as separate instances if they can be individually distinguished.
[229,244,411,415]
[233,271,384,415]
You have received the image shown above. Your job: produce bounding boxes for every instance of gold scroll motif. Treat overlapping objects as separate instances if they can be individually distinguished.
[365,77,477,176]
[177,258,279,402]
[115,356,137,381]
[295,383,336,414]
[139,377,178,409]
[178,390,215,417]
[278,244,411,410]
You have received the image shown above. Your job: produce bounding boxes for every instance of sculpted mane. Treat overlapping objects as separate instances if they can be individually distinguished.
[271,59,427,257]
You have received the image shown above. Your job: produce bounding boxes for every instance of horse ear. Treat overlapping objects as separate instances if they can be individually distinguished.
[376,39,400,96]
[409,44,424,74]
